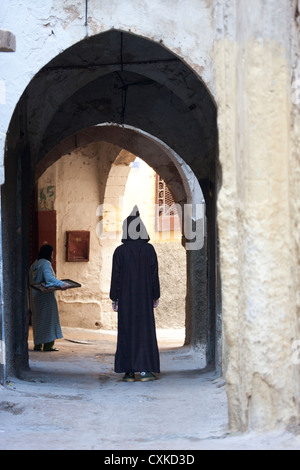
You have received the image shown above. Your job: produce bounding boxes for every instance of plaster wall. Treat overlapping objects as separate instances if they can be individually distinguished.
[38,142,112,328]
[213,1,300,431]
[38,142,186,331]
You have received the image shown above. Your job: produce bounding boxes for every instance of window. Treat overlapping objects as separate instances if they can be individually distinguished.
[156,175,180,232]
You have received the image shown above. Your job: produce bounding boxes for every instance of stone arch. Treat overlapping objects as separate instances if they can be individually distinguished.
[39,124,207,351]
[2,28,219,377]
[38,124,205,216]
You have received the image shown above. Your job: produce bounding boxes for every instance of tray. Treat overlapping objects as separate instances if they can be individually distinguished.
[30,279,81,293]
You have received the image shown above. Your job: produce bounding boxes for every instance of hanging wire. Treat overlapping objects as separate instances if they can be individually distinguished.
[120,32,124,72]
[117,32,127,124]
[85,0,88,36]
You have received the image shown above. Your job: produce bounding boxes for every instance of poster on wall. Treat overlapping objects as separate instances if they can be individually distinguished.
[66,231,90,262]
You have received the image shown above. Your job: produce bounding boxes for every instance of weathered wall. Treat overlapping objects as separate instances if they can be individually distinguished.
[38,142,186,330]
[213,0,300,431]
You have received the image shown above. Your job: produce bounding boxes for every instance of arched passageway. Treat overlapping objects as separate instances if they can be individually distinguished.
[2,29,220,377]
[37,124,206,354]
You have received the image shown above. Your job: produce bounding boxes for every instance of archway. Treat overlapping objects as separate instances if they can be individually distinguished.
[2,29,219,377]
[37,124,206,354]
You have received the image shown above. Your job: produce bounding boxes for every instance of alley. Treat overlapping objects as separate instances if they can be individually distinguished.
[0,328,299,450]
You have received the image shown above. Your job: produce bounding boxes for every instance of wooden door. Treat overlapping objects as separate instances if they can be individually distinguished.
[37,210,57,273]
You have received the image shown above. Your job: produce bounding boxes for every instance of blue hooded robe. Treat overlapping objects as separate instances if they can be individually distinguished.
[29,257,64,346]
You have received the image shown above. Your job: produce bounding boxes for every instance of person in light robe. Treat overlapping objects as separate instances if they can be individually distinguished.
[29,245,68,352]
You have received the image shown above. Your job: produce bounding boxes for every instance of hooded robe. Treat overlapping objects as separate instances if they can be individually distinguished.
[110,210,160,373]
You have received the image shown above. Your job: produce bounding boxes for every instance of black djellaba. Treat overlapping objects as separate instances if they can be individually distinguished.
[109,206,160,381]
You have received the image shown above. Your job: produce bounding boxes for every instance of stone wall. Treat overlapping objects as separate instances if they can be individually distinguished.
[213,0,300,431]
[38,142,186,331]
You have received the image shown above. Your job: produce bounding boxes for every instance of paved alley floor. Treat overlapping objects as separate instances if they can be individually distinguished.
[0,327,299,450]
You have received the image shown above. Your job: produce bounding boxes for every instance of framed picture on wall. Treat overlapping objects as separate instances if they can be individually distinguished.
[66,231,90,262]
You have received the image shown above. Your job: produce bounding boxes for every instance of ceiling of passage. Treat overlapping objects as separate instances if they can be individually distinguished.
[15,29,218,181]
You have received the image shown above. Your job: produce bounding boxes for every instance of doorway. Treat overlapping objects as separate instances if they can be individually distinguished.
[34,130,202,346]
[2,29,219,377]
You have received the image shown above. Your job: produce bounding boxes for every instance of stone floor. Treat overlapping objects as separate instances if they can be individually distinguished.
[0,327,299,450]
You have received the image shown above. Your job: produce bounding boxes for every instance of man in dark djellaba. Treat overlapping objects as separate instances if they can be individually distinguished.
[110,206,160,382]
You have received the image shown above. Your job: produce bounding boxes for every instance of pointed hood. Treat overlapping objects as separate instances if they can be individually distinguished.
[121,206,150,243]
